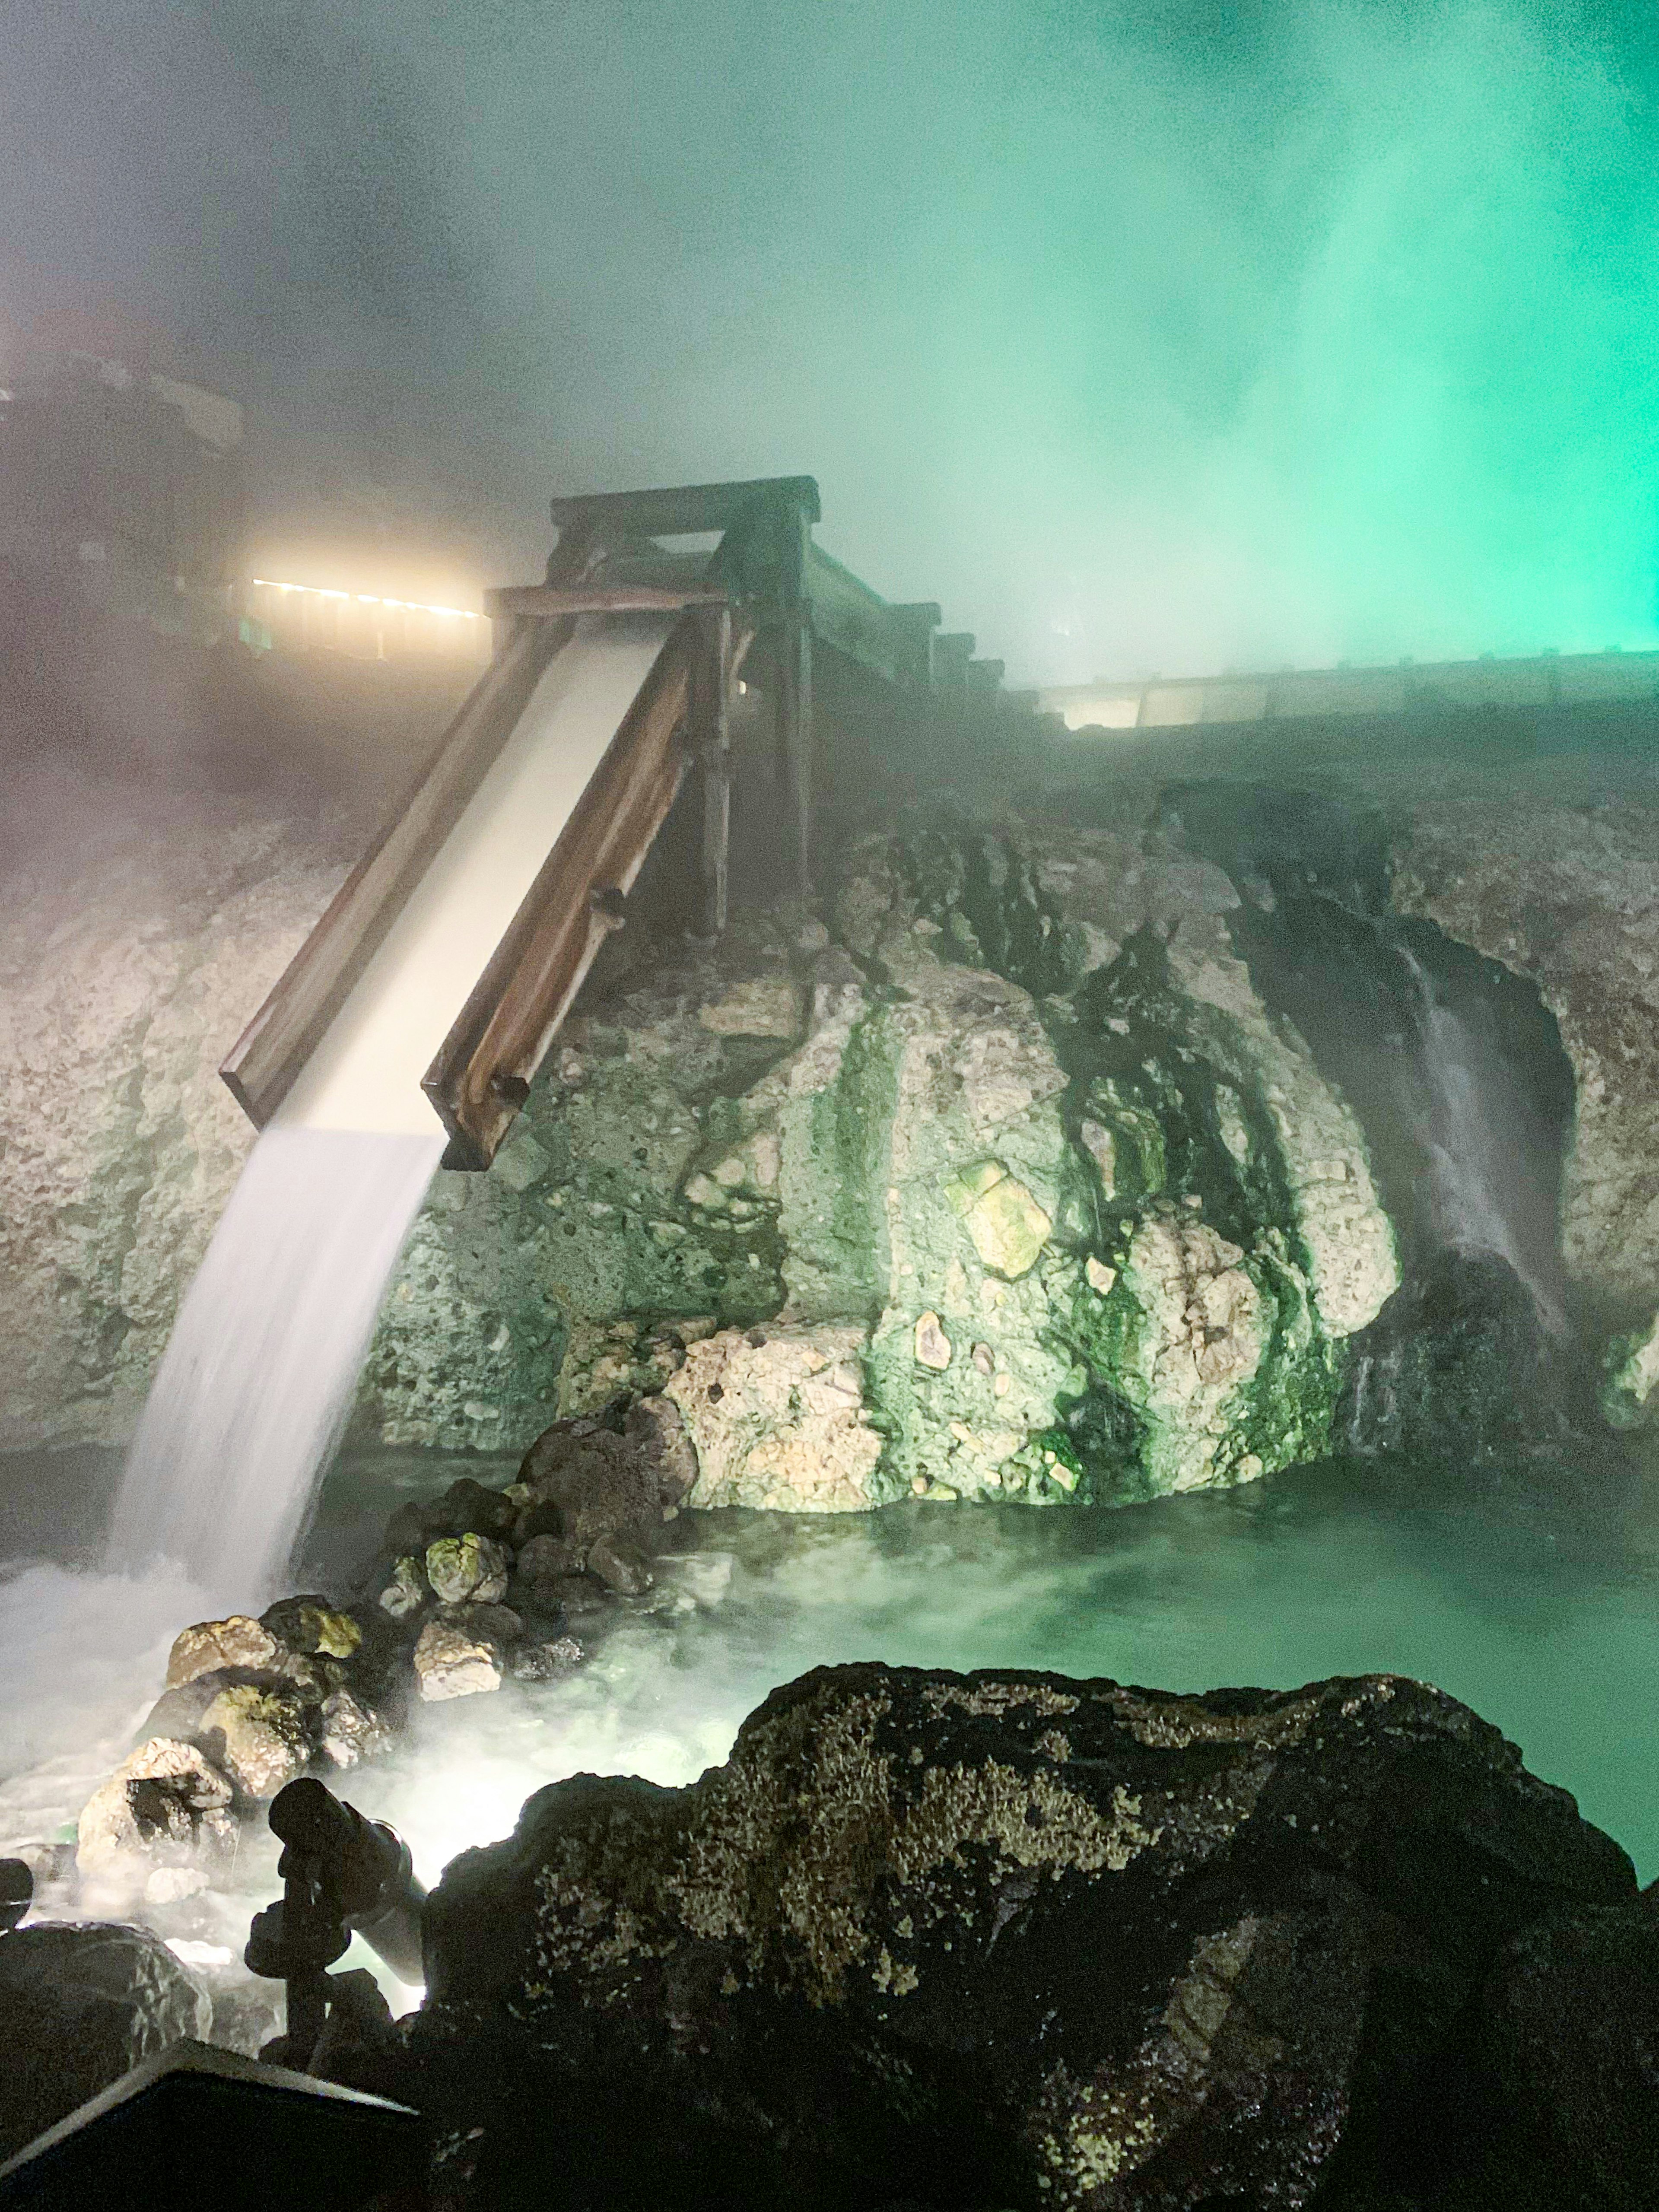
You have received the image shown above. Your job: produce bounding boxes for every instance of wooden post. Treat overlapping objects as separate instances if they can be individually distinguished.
[778,498,814,899]
[696,603,734,937]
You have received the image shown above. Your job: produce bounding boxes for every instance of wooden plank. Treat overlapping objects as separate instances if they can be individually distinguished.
[486,581,730,619]
[549,475,820,542]
[220,522,604,1128]
[421,613,706,1169]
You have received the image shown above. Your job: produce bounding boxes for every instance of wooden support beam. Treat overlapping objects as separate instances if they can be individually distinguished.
[550,475,820,543]
[485,582,730,620]
[777,501,814,899]
[693,604,736,938]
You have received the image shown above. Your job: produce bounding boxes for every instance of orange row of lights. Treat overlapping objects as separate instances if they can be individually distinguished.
[250,577,483,621]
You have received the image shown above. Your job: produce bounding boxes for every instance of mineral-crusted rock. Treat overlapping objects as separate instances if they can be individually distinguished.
[1392,796,1659,1313]
[664,1325,885,1511]
[1601,1307,1659,1428]
[259,1595,362,1659]
[1105,1210,1271,1492]
[942,1160,1052,1278]
[426,1533,511,1606]
[410,1662,1637,2212]
[165,1614,281,1687]
[0,1921,210,2162]
[76,1737,236,1878]
[197,1682,313,1799]
[413,1614,505,1702]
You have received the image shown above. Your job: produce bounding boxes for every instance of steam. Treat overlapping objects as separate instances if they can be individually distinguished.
[5,1,1654,683]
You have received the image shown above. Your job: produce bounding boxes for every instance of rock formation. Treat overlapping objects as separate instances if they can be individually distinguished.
[375,1659,1652,2210]
[4,764,1655,1509]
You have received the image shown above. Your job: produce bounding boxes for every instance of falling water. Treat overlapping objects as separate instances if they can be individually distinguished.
[1398,945,1565,1332]
[106,1128,442,1602]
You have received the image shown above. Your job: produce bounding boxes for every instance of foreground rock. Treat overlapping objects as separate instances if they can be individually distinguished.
[0,1920,209,2161]
[387,1662,1643,2211]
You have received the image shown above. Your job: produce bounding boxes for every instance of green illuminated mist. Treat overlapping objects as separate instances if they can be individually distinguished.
[5,0,1657,680]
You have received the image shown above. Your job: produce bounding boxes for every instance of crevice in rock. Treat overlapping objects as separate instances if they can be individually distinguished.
[1154,781,1621,1475]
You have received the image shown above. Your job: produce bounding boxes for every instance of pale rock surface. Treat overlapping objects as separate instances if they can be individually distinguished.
[665,1325,887,1512]
[413,1612,506,1701]
[76,1736,237,1879]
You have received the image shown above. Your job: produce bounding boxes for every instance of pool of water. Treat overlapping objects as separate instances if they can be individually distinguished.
[3,1439,1655,2005]
[323,1445,1659,1891]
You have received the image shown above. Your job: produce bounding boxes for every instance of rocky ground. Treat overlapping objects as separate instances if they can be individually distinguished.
[304,1662,1659,2208]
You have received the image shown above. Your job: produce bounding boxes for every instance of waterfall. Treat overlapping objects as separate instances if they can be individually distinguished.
[106,1127,442,1602]
[1397,944,1566,1334]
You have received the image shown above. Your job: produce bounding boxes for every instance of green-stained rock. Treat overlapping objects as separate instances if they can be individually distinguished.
[942,1160,1052,1278]
[1600,1309,1659,1429]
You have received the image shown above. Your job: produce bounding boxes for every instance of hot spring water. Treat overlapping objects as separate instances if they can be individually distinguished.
[103,616,671,1599]
[107,1128,444,1596]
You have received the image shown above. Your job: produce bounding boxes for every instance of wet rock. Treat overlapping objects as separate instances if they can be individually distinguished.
[319,1688,394,1771]
[1600,1306,1659,1429]
[77,1737,236,1879]
[165,1613,280,1687]
[413,1614,506,1702]
[510,1636,585,1684]
[197,1681,313,1799]
[426,1532,511,1605]
[1458,1900,1659,2208]
[259,1595,362,1659]
[515,1532,586,1585]
[428,1476,519,1540]
[665,1324,886,1511]
[517,1411,681,1561]
[587,1534,652,1597]
[385,1500,433,1556]
[0,1921,210,2162]
[378,1554,429,1620]
[408,1663,1637,2212]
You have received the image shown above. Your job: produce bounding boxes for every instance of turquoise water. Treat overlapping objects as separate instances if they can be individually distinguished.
[323,1453,1659,1891]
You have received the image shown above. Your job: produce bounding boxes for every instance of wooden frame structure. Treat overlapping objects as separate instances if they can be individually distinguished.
[222,474,1030,1169]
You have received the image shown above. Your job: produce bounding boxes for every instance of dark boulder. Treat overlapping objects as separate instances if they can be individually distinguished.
[0,1920,210,2161]
[389,1662,1636,2210]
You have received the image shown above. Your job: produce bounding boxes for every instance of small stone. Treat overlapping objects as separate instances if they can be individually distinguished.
[910,1475,930,1495]
[319,1689,394,1770]
[972,1342,995,1376]
[492,1130,550,1192]
[1086,1255,1118,1296]
[143,1866,209,1904]
[713,1154,747,1188]
[413,1617,504,1702]
[588,1535,654,1597]
[378,1556,428,1620]
[927,1482,960,1502]
[1079,1119,1117,1194]
[994,1372,1012,1398]
[165,1616,278,1688]
[197,1684,312,1799]
[426,1533,510,1606]
[913,1311,953,1370]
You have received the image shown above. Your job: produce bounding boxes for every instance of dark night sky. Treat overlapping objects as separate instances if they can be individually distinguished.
[3,0,1657,680]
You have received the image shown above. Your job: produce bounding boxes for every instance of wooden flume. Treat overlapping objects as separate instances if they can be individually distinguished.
[222,474,1036,1169]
